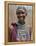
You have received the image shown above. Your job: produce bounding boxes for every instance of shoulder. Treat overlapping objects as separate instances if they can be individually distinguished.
[25,24,32,31]
[9,23,15,29]
[10,23,17,29]
[25,24,32,28]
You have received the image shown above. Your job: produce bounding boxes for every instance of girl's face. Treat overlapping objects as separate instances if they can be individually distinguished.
[16,9,27,24]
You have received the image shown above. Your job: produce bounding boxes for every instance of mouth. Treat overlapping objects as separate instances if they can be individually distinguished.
[17,16,25,19]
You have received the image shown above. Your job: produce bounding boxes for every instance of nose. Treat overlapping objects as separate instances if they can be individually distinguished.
[19,13,25,17]
[19,14,23,16]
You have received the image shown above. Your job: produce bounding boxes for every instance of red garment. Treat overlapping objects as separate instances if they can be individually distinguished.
[8,23,17,42]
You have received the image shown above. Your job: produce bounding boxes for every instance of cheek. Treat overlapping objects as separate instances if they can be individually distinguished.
[23,14,26,16]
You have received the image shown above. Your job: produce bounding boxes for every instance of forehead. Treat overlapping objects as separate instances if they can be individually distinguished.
[17,9,26,12]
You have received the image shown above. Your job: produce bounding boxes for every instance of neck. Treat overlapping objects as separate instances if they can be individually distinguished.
[18,21,25,25]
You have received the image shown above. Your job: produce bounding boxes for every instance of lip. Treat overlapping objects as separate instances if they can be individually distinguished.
[17,15,25,18]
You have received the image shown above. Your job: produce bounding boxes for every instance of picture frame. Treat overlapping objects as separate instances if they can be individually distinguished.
[4,1,35,45]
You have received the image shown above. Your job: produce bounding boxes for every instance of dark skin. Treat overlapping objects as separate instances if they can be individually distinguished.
[16,9,27,25]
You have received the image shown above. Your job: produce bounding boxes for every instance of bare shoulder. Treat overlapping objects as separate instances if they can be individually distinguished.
[10,25,14,30]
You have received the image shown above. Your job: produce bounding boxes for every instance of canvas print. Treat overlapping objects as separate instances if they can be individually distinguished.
[5,2,35,44]
[8,5,32,42]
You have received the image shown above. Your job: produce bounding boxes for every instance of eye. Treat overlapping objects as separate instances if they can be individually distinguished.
[16,12,25,14]
[16,12,20,14]
[22,12,25,14]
